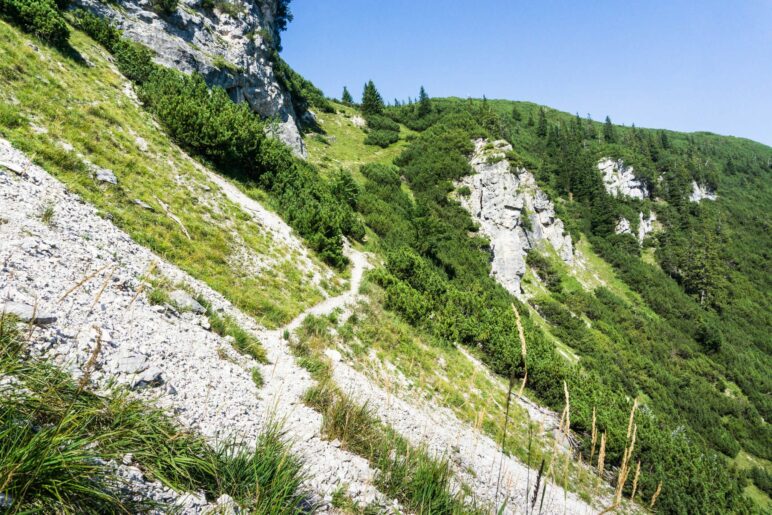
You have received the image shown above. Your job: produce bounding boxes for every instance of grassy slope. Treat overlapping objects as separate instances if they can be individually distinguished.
[0,19,336,328]
[305,102,415,181]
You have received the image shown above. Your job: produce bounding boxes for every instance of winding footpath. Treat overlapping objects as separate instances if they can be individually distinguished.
[211,165,599,515]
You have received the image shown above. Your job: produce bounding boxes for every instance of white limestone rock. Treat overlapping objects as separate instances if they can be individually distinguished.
[615,217,631,235]
[169,289,206,314]
[0,302,57,325]
[597,157,649,200]
[72,0,306,157]
[458,139,573,297]
[615,212,657,243]
[638,211,657,242]
[690,181,718,202]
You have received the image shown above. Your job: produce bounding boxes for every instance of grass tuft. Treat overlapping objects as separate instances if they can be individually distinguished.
[0,314,306,513]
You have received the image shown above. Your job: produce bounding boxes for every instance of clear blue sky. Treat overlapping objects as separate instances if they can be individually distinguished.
[282,0,772,146]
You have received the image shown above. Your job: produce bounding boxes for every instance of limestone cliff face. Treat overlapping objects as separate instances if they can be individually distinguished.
[457,139,573,297]
[74,0,305,156]
[690,181,718,202]
[597,157,649,200]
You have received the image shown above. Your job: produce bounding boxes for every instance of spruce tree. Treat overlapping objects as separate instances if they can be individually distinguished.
[659,130,672,149]
[341,86,353,105]
[417,86,431,117]
[361,80,384,116]
[603,116,617,143]
[511,105,522,122]
[536,108,548,138]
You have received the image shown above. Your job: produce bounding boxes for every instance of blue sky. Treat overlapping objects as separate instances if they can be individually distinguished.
[282,0,772,146]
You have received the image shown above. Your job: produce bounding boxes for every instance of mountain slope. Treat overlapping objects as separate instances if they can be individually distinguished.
[1,2,770,513]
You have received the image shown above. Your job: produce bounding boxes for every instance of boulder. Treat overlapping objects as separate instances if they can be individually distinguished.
[690,181,718,202]
[131,366,164,390]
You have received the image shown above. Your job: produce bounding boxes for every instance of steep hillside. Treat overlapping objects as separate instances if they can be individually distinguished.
[1,2,770,514]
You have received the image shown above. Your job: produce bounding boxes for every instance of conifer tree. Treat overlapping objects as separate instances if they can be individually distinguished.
[536,108,548,138]
[603,116,617,143]
[417,86,432,117]
[659,130,672,149]
[361,80,384,116]
[511,105,522,122]
[341,86,353,105]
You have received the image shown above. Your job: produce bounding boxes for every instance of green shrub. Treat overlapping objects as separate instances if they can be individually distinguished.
[525,251,561,292]
[364,129,399,148]
[365,114,400,132]
[0,0,69,48]
[70,9,121,51]
[273,53,333,114]
[149,0,178,15]
[113,39,156,84]
[0,316,307,513]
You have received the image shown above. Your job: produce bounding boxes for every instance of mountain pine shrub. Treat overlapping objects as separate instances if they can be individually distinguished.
[0,0,69,47]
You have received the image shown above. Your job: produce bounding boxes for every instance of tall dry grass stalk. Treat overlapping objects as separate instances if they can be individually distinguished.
[650,481,662,509]
[597,432,606,476]
[612,399,639,507]
[512,303,528,397]
[630,460,641,501]
[78,326,103,390]
[496,304,529,510]
[590,406,598,466]
[58,263,110,302]
[561,381,570,435]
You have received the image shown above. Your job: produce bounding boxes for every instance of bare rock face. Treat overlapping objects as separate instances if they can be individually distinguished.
[638,211,657,242]
[73,0,306,157]
[597,157,649,200]
[614,211,657,243]
[690,181,718,202]
[457,139,573,297]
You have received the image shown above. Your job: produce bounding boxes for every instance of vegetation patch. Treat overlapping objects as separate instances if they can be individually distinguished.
[0,17,329,327]
[0,315,307,513]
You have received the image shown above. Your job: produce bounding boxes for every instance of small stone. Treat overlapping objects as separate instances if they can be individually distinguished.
[0,302,56,325]
[0,493,14,509]
[133,199,153,210]
[168,290,206,314]
[131,366,164,389]
[92,165,118,185]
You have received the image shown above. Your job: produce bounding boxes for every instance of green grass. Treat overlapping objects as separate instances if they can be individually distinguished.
[743,484,771,513]
[292,286,608,508]
[304,381,485,514]
[0,314,308,513]
[305,102,414,182]
[0,19,330,328]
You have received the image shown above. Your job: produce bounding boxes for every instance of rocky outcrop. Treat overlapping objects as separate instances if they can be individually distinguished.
[638,211,657,241]
[597,157,649,200]
[615,211,657,243]
[690,181,718,202]
[457,139,573,297]
[73,0,306,156]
